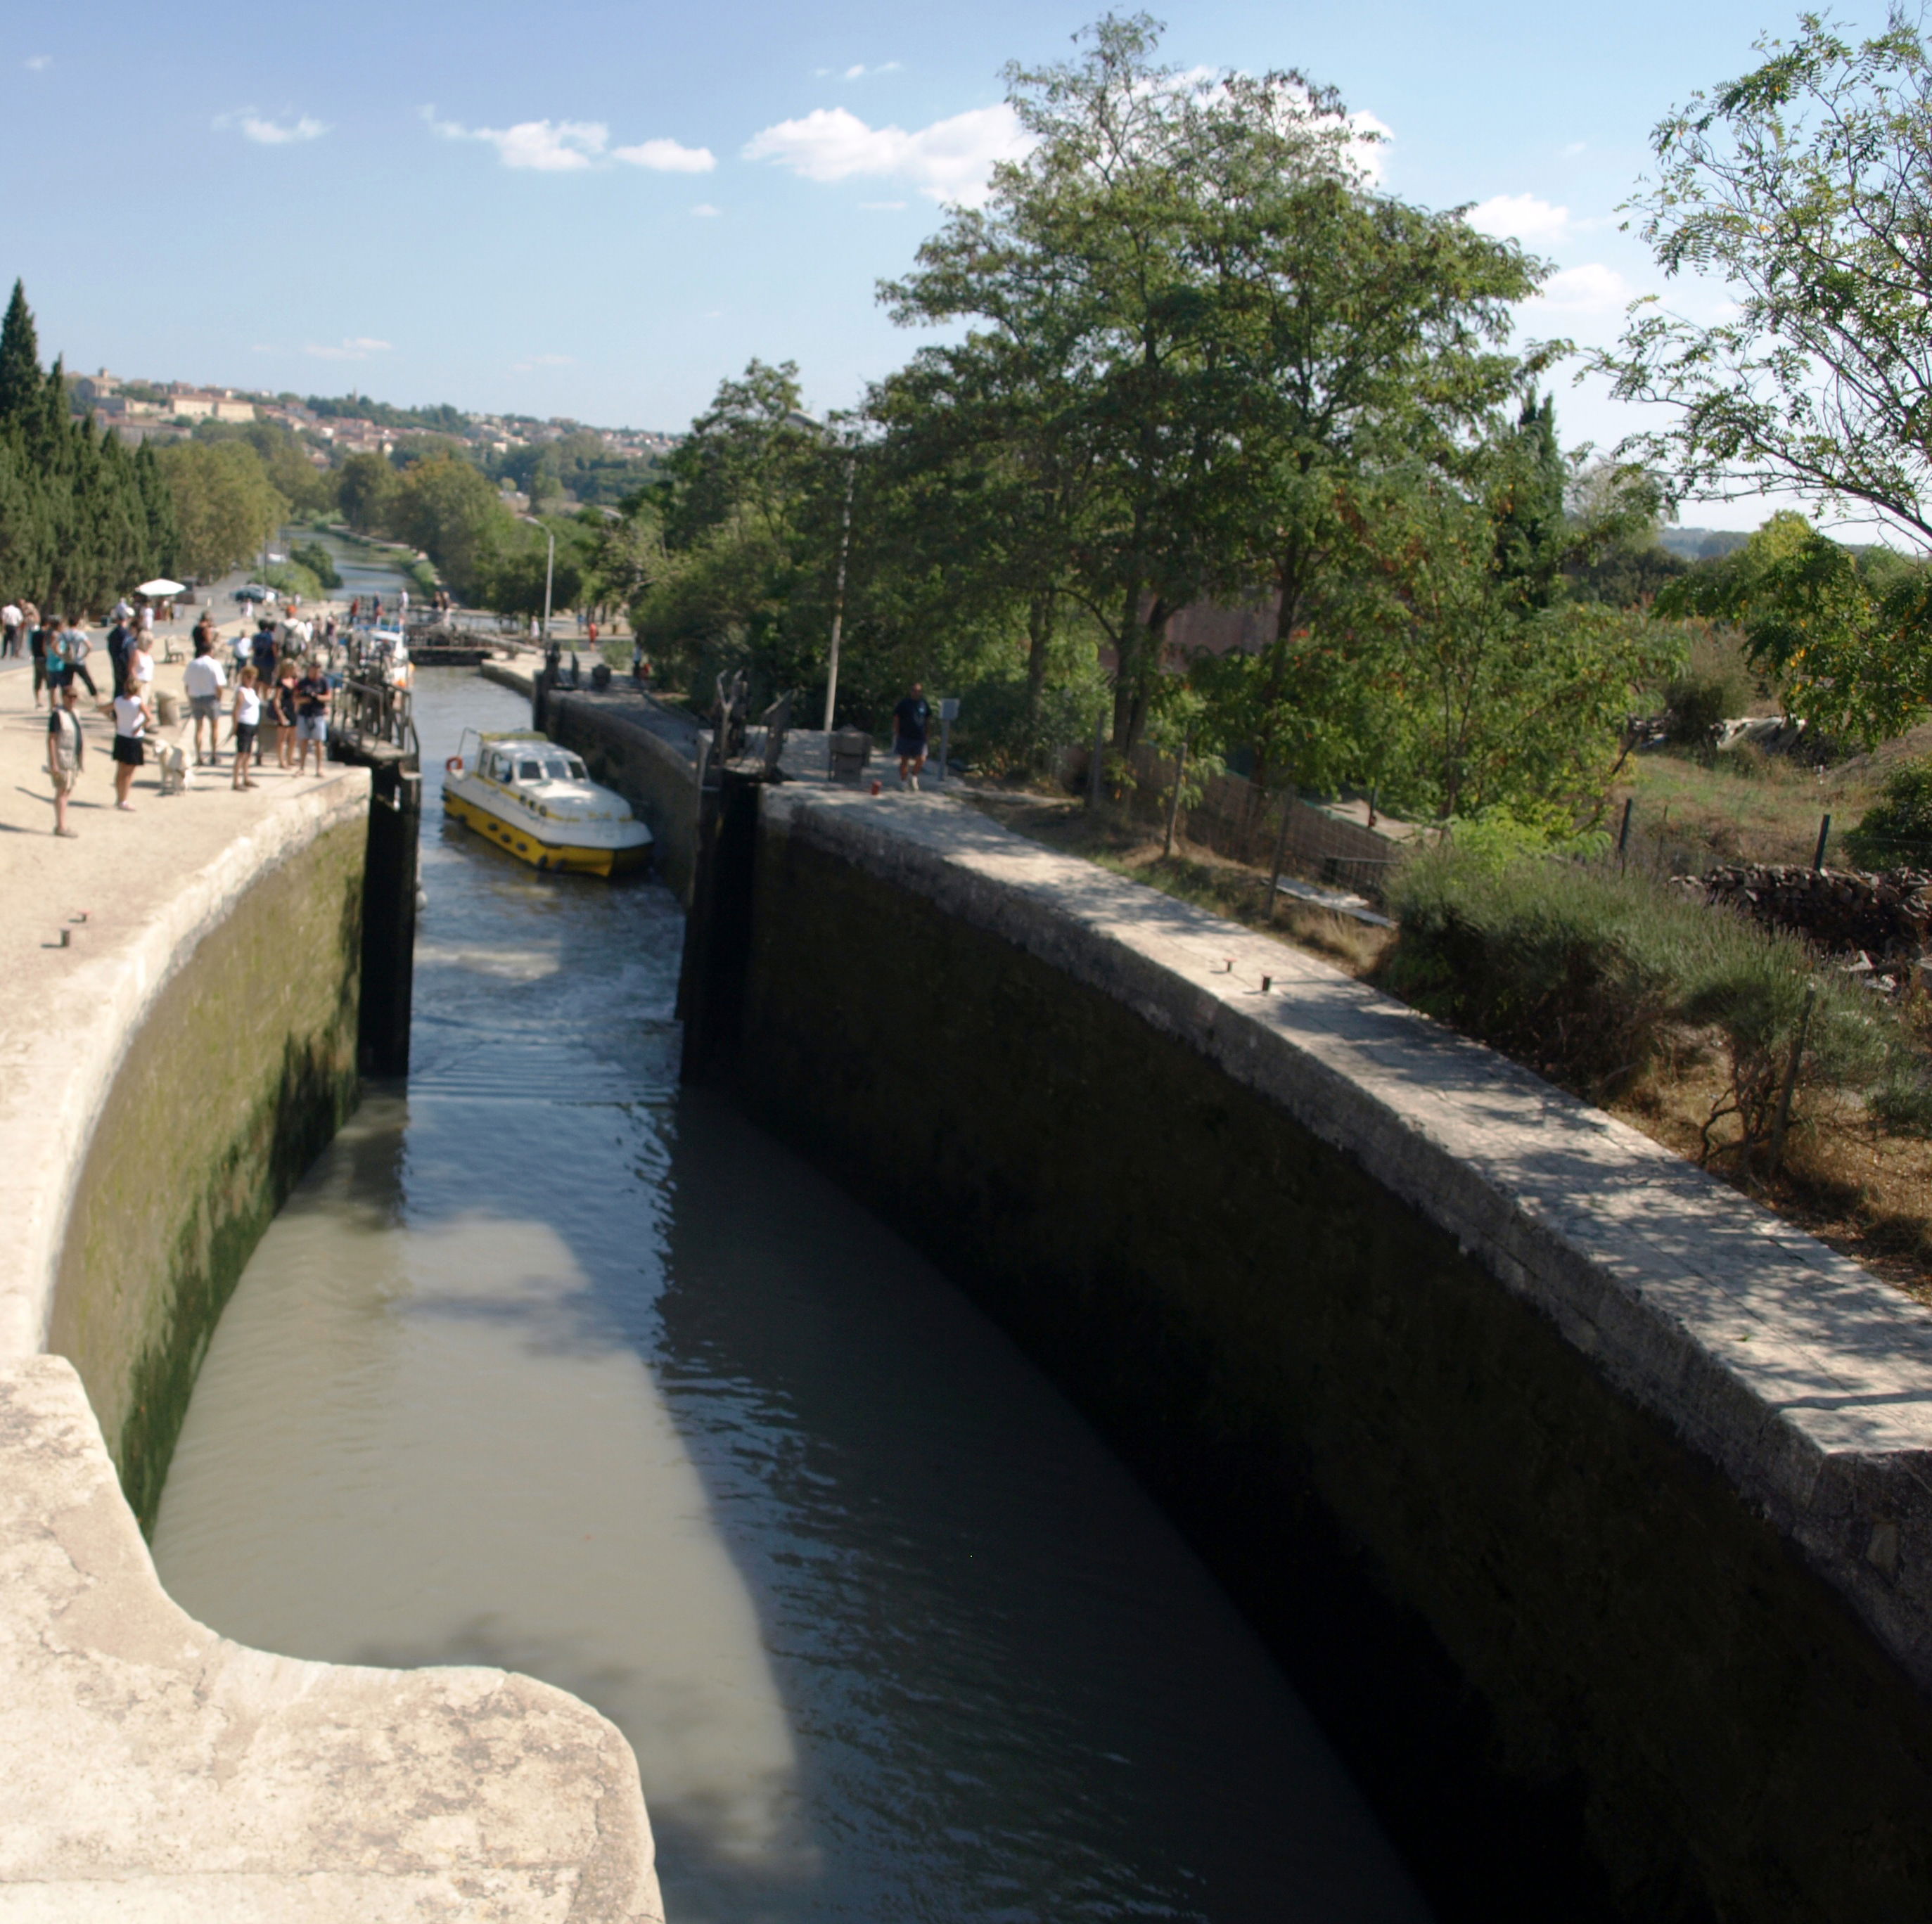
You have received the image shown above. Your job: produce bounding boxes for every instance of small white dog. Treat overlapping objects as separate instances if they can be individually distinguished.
[152,736,192,797]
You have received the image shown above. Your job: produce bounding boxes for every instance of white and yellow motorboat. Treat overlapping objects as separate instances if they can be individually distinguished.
[442,729,653,877]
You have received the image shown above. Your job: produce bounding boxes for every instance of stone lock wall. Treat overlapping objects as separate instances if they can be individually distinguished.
[46,816,364,1530]
[719,787,1932,1924]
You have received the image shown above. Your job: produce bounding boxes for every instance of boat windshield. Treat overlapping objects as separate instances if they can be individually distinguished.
[548,755,587,781]
[518,759,544,782]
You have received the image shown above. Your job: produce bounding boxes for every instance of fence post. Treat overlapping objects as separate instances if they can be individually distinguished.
[1812,813,1832,872]
[1618,797,1634,868]
[1087,709,1105,809]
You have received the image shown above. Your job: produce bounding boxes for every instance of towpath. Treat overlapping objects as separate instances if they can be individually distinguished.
[0,591,362,1020]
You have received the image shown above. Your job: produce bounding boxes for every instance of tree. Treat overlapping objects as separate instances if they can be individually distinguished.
[1601,14,1932,545]
[1659,511,1932,743]
[391,456,518,603]
[0,281,40,423]
[338,452,402,534]
[155,440,287,579]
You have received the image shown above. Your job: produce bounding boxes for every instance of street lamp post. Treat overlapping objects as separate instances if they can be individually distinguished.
[823,456,855,733]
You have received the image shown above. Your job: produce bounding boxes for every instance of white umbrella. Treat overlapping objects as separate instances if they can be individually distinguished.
[136,577,186,597]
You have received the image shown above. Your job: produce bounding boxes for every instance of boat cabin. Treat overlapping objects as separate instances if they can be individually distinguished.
[485,745,589,788]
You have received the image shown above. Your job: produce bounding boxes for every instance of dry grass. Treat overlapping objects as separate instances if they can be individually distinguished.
[1614,719,1932,875]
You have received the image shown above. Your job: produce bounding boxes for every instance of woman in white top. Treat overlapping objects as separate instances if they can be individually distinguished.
[231,665,262,791]
[130,636,153,693]
[110,670,153,812]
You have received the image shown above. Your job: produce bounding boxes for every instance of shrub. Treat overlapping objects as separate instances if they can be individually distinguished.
[1664,667,1745,756]
[289,540,343,590]
[1381,847,1888,1167]
[1845,757,1932,869]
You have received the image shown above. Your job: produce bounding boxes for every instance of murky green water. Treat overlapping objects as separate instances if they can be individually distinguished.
[152,672,1432,1923]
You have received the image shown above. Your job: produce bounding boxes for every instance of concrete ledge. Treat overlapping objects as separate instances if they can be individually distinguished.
[0,1357,660,1922]
[765,786,1932,1691]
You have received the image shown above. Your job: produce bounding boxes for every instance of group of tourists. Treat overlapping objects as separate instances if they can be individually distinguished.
[26,598,337,840]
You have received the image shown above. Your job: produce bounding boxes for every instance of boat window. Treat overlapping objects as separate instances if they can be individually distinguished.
[518,759,544,782]
[563,755,587,779]
[544,758,576,781]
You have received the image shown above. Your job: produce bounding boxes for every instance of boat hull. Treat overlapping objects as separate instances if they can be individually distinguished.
[443,787,651,878]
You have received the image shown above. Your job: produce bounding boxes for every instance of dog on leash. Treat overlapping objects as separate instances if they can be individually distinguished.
[153,736,192,797]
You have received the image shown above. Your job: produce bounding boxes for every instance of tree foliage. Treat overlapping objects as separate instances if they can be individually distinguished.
[1602,13,1932,544]
[0,280,181,613]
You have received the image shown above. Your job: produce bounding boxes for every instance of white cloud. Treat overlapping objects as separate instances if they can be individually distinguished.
[743,102,1028,206]
[612,136,715,172]
[216,107,328,146]
[1526,262,1635,315]
[859,200,907,211]
[818,60,901,78]
[24,54,51,72]
[1467,193,1570,243]
[1561,140,1587,158]
[429,113,607,170]
[305,337,392,361]
[689,202,722,217]
[511,352,574,371]
[424,109,712,174]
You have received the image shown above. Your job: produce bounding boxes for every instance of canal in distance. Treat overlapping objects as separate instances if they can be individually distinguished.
[152,671,1433,1923]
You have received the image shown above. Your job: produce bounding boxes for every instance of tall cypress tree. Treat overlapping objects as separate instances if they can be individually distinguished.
[0,281,41,424]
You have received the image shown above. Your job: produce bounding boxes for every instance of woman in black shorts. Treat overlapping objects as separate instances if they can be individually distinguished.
[231,665,262,790]
[110,670,153,812]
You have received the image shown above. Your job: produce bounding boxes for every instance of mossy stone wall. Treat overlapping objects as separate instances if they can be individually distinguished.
[735,820,1932,1924]
[48,819,364,1532]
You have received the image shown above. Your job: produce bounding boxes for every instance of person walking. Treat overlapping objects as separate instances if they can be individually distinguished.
[183,634,226,766]
[230,666,262,790]
[48,620,98,699]
[110,669,151,812]
[250,617,278,690]
[892,681,931,790]
[105,614,132,699]
[1,598,20,659]
[129,630,153,698]
[271,667,298,769]
[294,658,331,776]
[46,682,84,838]
[27,615,49,707]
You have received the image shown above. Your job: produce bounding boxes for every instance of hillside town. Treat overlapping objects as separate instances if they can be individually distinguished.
[65,366,677,470]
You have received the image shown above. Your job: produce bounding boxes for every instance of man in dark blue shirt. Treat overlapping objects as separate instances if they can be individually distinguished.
[892,682,930,790]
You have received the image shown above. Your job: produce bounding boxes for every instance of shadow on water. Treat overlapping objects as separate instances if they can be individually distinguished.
[152,672,1433,1923]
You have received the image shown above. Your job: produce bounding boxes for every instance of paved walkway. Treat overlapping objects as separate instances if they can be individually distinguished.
[0,587,357,1019]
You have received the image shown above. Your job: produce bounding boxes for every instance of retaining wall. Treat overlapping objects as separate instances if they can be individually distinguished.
[724,784,1932,1924]
[0,770,661,1920]
[544,690,703,903]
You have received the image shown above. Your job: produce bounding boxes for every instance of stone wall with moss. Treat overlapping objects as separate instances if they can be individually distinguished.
[727,790,1932,1924]
[47,819,364,1531]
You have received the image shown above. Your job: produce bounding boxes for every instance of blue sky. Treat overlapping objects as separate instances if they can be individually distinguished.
[4,1,1897,525]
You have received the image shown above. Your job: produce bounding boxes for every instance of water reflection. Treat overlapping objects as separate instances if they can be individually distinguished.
[153,672,1431,1923]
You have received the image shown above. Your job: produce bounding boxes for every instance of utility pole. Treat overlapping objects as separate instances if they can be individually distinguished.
[822,456,855,733]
